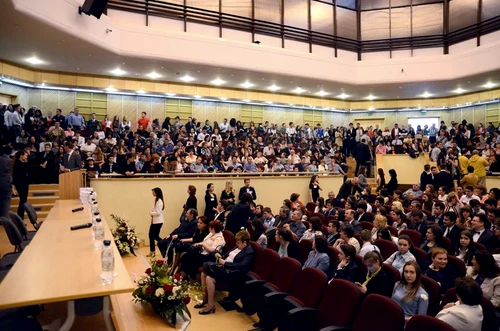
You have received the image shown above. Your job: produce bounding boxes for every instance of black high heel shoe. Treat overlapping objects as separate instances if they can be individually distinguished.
[194,302,207,309]
[198,306,216,315]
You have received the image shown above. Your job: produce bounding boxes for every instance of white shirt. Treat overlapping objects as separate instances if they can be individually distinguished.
[3,110,12,128]
[219,123,229,133]
[473,229,485,242]
[226,248,242,263]
[443,224,455,237]
[460,194,480,205]
[286,127,297,136]
[359,242,380,258]
[81,143,97,156]
[149,199,164,224]
[436,301,483,331]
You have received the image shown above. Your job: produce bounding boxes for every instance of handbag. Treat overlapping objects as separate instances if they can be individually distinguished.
[202,261,225,278]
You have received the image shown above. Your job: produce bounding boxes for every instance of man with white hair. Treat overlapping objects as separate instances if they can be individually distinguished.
[403,183,423,199]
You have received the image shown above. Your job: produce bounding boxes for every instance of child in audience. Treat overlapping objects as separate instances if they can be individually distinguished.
[384,235,416,274]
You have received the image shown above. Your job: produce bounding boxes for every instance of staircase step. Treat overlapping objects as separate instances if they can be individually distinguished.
[30,184,59,191]
[12,196,59,204]
[28,190,59,197]
[10,204,54,213]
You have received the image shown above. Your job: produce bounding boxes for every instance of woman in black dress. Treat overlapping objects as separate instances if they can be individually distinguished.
[308,175,321,203]
[184,185,197,212]
[204,183,218,220]
[220,180,236,207]
[12,151,30,220]
[386,169,398,195]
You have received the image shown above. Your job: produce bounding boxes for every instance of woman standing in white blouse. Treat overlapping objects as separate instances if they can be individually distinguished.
[147,187,164,257]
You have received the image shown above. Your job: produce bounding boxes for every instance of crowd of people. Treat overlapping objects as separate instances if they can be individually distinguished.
[2,103,500,329]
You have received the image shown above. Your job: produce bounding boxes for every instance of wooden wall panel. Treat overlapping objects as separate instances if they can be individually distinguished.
[41,90,59,114]
[58,90,76,114]
[28,89,42,109]
[151,97,166,125]
[122,96,138,129]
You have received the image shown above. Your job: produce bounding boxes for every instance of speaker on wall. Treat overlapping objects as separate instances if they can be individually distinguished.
[79,0,109,19]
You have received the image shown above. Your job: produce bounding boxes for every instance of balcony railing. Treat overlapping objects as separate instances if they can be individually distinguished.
[107,0,500,54]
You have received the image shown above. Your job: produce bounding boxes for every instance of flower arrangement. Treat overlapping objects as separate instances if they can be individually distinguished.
[133,259,191,326]
[110,214,140,256]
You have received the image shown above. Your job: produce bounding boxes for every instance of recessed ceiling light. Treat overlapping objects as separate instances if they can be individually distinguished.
[110,68,126,76]
[266,101,273,104]
[220,97,228,101]
[292,87,306,94]
[315,90,329,97]
[26,57,44,65]
[105,86,117,92]
[166,93,176,96]
[136,90,146,94]
[368,107,375,111]
[180,75,195,82]
[194,95,201,99]
[147,72,162,79]
[366,94,377,100]
[337,93,350,99]
[267,85,281,92]
[211,78,226,86]
[483,82,496,89]
[240,81,255,88]
[420,92,433,98]
[242,99,251,103]
[452,88,466,94]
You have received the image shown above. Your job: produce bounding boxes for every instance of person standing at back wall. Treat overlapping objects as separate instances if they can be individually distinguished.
[238,179,257,202]
[147,187,164,258]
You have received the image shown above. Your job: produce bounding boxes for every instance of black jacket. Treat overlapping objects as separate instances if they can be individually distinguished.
[477,229,498,252]
[238,186,257,201]
[275,240,300,262]
[338,180,360,200]
[0,155,12,198]
[361,268,391,298]
[442,225,462,249]
[171,218,198,239]
[140,161,163,173]
[12,160,30,187]
[353,143,371,163]
[329,260,359,283]
[386,177,398,195]
[420,172,433,191]
[223,244,255,273]
[226,202,253,234]
[433,171,454,192]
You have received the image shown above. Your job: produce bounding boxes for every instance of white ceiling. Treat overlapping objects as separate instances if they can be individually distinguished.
[1,0,500,101]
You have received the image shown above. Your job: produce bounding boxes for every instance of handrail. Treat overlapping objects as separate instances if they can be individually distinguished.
[90,171,343,179]
[107,0,500,53]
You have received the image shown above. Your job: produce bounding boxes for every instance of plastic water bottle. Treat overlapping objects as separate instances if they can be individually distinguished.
[94,218,104,250]
[100,240,114,284]
[91,201,99,214]
[91,212,100,239]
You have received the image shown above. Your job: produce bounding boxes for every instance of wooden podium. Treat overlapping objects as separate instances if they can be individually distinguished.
[59,170,85,199]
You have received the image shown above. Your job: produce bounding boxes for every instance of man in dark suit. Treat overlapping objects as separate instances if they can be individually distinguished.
[409,211,432,238]
[433,167,454,193]
[327,220,340,246]
[337,177,360,201]
[420,164,433,191]
[0,145,12,218]
[323,201,336,217]
[101,155,119,174]
[471,214,498,252]
[353,139,371,176]
[346,123,356,157]
[61,141,82,172]
[345,209,362,234]
[158,208,198,262]
[428,202,445,227]
[37,143,56,183]
[442,211,462,249]
[238,179,257,201]
[356,202,373,224]
[226,193,254,235]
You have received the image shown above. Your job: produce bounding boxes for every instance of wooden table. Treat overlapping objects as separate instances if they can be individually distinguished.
[0,200,135,329]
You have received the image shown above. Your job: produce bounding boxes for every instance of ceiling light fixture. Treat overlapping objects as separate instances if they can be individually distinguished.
[110,68,126,76]
[292,87,306,94]
[165,93,176,97]
[194,95,201,99]
[241,81,255,88]
[266,101,274,104]
[452,88,466,94]
[180,75,195,82]
[147,72,162,79]
[337,93,350,99]
[211,78,226,86]
[315,90,329,97]
[420,92,433,98]
[71,88,103,93]
[366,94,377,100]
[220,97,228,101]
[242,99,251,103]
[105,86,117,92]
[267,84,281,92]
[483,82,496,89]
[136,90,146,94]
[368,107,375,111]
[26,57,44,65]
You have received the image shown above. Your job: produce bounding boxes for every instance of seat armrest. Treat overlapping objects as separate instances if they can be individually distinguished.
[263,291,288,305]
[283,296,303,310]
[288,307,318,331]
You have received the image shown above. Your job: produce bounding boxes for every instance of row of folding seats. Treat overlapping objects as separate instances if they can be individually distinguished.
[238,244,459,331]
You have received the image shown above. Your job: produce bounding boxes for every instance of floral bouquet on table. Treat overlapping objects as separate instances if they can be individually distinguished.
[133,259,191,326]
[110,214,140,256]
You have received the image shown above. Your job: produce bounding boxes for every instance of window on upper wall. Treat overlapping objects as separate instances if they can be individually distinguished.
[450,0,478,32]
[482,0,500,21]
[311,1,333,35]
[221,0,252,18]
[255,0,282,24]
[284,0,308,30]
[412,2,443,36]
[337,6,357,40]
